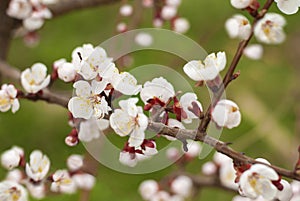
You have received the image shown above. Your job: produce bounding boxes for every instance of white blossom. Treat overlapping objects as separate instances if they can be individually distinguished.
[179,92,202,123]
[119,151,138,167]
[276,180,293,201]
[68,80,111,119]
[1,146,24,170]
[239,164,279,200]
[67,154,84,171]
[21,63,51,93]
[25,150,50,182]
[171,176,193,198]
[71,45,114,80]
[6,0,32,19]
[57,62,77,82]
[243,44,263,60]
[51,169,77,194]
[26,182,45,200]
[72,173,95,190]
[78,118,109,142]
[23,16,44,31]
[219,159,238,190]
[173,18,190,34]
[0,84,20,113]
[6,169,23,182]
[274,0,300,15]
[184,140,202,158]
[211,99,241,129]
[0,181,28,201]
[140,77,175,104]
[135,32,153,47]
[183,52,226,82]
[225,14,251,40]
[166,147,180,161]
[116,22,127,32]
[230,0,252,9]
[254,13,286,44]
[119,4,133,16]
[150,191,171,201]
[110,98,148,147]
[202,161,217,175]
[111,72,142,95]
[161,6,177,20]
[153,18,163,28]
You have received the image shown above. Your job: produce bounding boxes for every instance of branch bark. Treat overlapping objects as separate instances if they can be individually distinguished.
[48,0,121,17]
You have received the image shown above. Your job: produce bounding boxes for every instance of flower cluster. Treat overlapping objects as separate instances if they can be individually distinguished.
[6,0,55,31]
[235,158,293,201]
[0,147,95,200]
[226,0,293,60]
[116,0,190,34]
[202,152,238,190]
[139,175,194,201]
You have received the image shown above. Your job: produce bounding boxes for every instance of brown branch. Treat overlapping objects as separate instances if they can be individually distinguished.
[48,0,121,17]
[148,120,300,181]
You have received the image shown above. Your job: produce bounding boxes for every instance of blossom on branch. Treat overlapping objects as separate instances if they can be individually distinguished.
[211,99,241,129]
[183,51,226,82]
[141,77,175,106]
[139,180,159,200]
[274,0,300,15]
[225,14,252,40]
[230,0,253,9]
[78,118,109,142]
[243,44,263,60]
[72,44,113,80]
[50,169,76,194]
[179,92,203,124]
[68,80,111,119]
[53,59,76,82]
[110,98,148,148]
[25,150,50,182]
[0,181,28,201]
[1,146,24,170]
[254,13,286,44]
[170,176,193,198]
[238,160,292,200]
[0,84,20,113]
[21,63,50,93]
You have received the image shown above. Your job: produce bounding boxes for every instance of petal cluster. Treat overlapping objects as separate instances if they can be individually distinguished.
[225,14,252,40]
[183,52,226,82]
[254,13,286,44]
[21,63,50,93]
[7,0,53,31]
[0,84,20,113]
[211,99,241,129]
[110,98,148,148]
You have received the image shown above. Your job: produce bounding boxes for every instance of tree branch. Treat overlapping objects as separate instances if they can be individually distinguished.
[197,0,274,138]
[0,60,69,107]
[148,120,300,181]
[48,0,121,17]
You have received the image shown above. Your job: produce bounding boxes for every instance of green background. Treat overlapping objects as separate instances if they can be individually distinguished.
[1,0,300,200]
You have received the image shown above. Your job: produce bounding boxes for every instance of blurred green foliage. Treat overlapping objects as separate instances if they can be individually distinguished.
[1,0,300,200]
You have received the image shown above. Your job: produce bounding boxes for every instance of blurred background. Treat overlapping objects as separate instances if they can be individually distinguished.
[1,0,300,200]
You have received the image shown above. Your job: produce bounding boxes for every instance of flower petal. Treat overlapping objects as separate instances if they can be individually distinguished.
[109,109,134,136]
[68,97,93,119]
